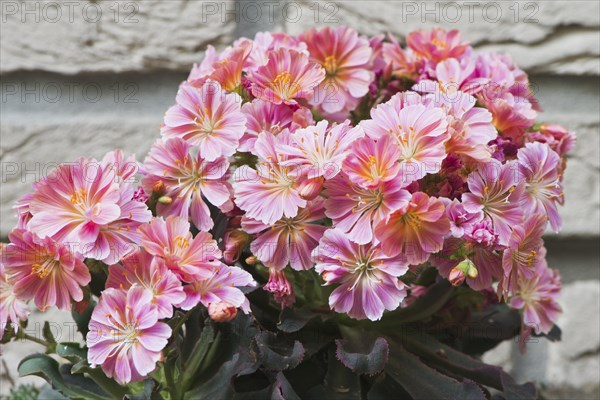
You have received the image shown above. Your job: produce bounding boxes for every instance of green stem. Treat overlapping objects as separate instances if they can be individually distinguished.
[18,332,51,348]
[164,359,180,400]
[171,309,194,338]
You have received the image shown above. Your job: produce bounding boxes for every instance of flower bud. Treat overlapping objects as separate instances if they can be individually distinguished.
[222,229,251,264]
[208,302,237,322]
[245,256,259,265]
[152,180,165,195]
[449,258,478,286]
[157,195,172,205]
[449,267,466,286]
[298,177,324,200]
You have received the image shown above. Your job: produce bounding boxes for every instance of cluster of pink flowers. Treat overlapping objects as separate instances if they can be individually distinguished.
[1,27,574,385]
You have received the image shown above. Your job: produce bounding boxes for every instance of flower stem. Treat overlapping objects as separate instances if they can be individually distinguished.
[17,332,51,348]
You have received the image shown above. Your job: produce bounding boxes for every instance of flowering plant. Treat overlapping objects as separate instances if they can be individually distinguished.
[2,27,575,399]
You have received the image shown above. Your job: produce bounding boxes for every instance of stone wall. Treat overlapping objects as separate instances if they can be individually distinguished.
[1,0,598,396]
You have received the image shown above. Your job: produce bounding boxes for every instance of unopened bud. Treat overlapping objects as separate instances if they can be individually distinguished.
[298,177,324,200]
[153,180,165,194]
[466,265,478,279]
[245,256,259,265]
[449,258,478,286]
[223,230,251,264]
[208,302,237,322]
[158,195,173,205]
[449,267,466,286]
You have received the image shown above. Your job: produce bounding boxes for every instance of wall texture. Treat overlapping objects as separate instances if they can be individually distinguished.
[1,0,599,396]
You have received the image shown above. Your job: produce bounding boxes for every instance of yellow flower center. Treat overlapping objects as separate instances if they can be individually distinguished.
[70,189,87,205]
[271,71,298,99]
[31,258,57,279]
[323,55,338,76]
[401,212,422,229]
[174,235,190,249]
[431,38,447,49]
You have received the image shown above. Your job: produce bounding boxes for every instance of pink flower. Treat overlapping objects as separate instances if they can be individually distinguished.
[509,262,561,335]
[407,28,470,64]
[189,42,251,91]
[313,229,408,321]
[208,43,252,91]
[374,192,450,264]
[240,100,296,152]
[324,173,411,245]
[101,150,139,182]
[0,247,30,339]
[501,214,547,295]
[242,198,327,271]
[415,57,488,96]
[433,92,497,162]
[250,48,325,105]
[526,123,576,157]
[382,34,420,80]
[278,120,365,180]
[142,138,233,231]
[475,52,531,95]
[479,86,537,133]
[87,286,171,385]
[465,220,498,248]
[106,250,185,319]
[342,135,401,189]
[443,199,483,238]
[301,26,374,114]
[138,216,221,282]
[5,229,90,311]
[237,31,308,73]
[517,142,563,232]
[264,268,296,308]
[188,45,219,85]
[178,264,256,314]
[361,95,449,183]
[26,156,152,263]
[462,159,524,246]
[14,192,34,229]
[161,81,246,161]
[234,131,307,224]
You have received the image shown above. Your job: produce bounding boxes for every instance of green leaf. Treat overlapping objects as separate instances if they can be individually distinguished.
[277,308,317,333]
[386,344,486,400]
[305,346,361,400]
[183,353,240,400]
[256,331,305,371]
[367,374,410,400]
[18,354,109,400]
[42,321,58,352]
[56,342,87,363]
[335,337,388,376]
[399,332,537,399]
[270,372,302,400]
[55,343,129,399]
[180,322,216,393]
[125,379,164,400]
[376,280,454,327]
